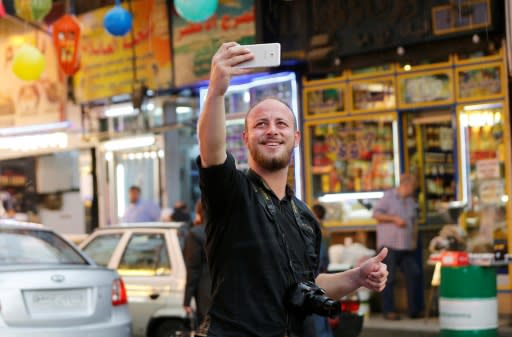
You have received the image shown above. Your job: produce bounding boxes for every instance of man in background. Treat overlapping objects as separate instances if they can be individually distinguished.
[183,199,211,326]
[373,174,422,320]
[121,185,160,223]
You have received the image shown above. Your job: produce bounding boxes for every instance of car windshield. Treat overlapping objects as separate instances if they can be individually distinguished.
[0,227,88,265]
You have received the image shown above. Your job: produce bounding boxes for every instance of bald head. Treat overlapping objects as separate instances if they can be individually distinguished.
[244,97,297,132]
[398,173,416,198]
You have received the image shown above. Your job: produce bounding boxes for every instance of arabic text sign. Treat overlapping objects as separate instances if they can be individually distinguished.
[476,159,500,180]
[74,0,172,103]
[172,0,255,87]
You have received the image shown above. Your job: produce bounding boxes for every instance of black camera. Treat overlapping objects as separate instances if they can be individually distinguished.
[288,281,340,317]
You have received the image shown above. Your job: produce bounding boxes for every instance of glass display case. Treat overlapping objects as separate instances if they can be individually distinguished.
[458,102,509,254]
[199,72,302,195]
[403,112,457,224]
[305,113,400,226]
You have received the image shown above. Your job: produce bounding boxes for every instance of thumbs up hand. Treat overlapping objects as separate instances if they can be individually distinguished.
[358,247,388,292]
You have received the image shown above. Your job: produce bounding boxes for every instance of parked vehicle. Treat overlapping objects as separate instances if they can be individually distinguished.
[80,222,188,337]
[0,219,132,337]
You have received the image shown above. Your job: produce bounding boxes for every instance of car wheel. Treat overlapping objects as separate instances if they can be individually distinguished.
[154,319,184,337]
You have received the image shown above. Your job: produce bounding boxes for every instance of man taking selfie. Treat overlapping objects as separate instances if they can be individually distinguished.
[196,42,389,337]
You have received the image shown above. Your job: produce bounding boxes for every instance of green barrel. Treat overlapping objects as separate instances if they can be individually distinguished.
[440,266,497,337]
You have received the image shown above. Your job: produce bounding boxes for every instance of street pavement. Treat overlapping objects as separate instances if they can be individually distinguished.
[360,314,512,337]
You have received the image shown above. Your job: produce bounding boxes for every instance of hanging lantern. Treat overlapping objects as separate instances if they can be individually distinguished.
[12,44,45,81]
[175,0,218,23]
[52,14,81,76]
[104,0,132,37]
[14,0,52,22]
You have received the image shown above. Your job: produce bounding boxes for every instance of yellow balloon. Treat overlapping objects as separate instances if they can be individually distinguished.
[12,44,45,81]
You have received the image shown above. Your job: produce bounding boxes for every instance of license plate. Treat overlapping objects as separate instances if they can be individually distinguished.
[26,289,88,314]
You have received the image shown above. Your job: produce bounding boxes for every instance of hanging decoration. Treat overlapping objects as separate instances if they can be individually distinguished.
[12,44,45,81]
[104,0,132,37]
[0,0,6,17]
[52,14,81,76]
[174,0,218,23]
[14,0,52,22]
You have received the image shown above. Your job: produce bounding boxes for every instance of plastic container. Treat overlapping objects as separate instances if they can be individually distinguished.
[440,265,497,337]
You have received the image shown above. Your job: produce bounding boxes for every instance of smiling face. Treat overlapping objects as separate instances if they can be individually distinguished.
[243,98,300,172]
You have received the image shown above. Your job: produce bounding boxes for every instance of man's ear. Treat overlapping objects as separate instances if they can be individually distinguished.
[294,130,301,147]
[242,131,248,146]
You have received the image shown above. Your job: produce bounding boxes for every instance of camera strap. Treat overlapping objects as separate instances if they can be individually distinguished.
[249,179,312,285]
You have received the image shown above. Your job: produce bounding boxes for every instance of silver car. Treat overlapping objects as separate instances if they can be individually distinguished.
[80,222,188,337]
[0,220,132,337]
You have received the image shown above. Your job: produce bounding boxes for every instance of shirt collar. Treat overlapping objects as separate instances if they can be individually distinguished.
[246,169,295,200]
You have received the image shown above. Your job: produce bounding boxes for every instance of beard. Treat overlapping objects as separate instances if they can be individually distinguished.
[248,142,294,171]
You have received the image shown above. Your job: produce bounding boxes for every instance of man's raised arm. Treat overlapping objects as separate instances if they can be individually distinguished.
[198,42,253,168]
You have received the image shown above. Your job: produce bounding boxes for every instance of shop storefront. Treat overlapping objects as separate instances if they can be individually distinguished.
[302,48,512,291]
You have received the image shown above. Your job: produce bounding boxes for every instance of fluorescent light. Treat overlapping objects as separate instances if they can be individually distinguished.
[461,103,502,111]
[243,91,251,103]
[318,191,384,203]
[176,106,192,114]
[0,132,68,151]
[105,151,113,161]
[102,135,155,151]
[104,105,136,118]
[145,102,155,110]
[0,121,70,136]
[116,164,126,219]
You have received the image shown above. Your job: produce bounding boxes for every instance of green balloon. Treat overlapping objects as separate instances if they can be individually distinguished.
[31,0,52,21]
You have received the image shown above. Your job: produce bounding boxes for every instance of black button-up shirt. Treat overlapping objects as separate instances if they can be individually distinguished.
[197,153,321,337]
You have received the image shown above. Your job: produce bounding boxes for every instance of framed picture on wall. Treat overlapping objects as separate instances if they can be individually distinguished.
[304,83,346,118]
[398,70,453,108]
[350,77,396,113]
[456,63,504,102]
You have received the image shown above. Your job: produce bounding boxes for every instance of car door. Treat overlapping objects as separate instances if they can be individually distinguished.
[115,229,185,337]
[80,232,125,267]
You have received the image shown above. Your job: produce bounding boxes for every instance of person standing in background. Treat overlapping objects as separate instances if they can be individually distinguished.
[171,201,192,222]
[121,185,160,223]
[183,199,211,326]
[171,201,192,250]
[372,174,422,320]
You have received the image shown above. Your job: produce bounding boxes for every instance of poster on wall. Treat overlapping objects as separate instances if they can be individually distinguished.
[172,0,255,87]
[305,85,345,116]
[0,19,66,128]
[458,65,502,100]
[74,0,172,103]
[399,72,452,106]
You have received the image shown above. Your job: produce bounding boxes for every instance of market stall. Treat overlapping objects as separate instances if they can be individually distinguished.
[302,47,512,293]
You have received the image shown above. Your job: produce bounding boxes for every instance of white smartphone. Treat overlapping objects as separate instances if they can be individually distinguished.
[235,43,281,68]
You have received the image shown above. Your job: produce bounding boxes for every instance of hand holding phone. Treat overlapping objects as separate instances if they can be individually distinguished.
[235,43,281,69]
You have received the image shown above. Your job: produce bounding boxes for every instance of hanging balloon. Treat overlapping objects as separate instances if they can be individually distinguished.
[175,0,218,23]
[52,14,81,76]
[14,0,52,22]
[104,5,133,37]
[12,44,45,81]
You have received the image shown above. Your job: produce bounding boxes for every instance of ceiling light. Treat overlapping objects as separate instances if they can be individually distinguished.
[102,135,155,151]
[318,191,384,203]
[104,105,136,118]
[0,121,71,136]
[176,106,192,114]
